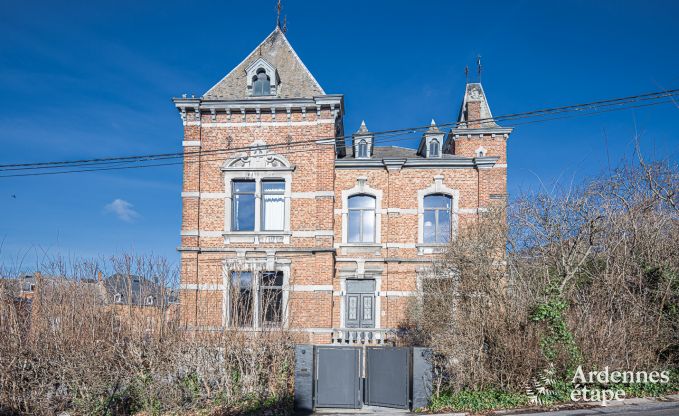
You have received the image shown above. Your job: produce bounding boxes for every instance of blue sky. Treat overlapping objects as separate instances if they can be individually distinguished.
[1,0,678,269]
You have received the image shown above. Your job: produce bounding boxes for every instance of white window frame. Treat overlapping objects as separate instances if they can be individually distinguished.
[222,260,290,330]
[417,176,459,252]
[222,141,294,244]
[340,177,383,245]
[113,293,123,303]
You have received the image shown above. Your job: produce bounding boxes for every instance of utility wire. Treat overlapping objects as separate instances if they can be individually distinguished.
[1,88,677,178]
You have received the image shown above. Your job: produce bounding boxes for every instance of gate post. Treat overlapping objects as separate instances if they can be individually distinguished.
[294,344,314,413]
[412,347,433,410]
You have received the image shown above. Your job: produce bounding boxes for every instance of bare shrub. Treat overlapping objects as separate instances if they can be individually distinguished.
[0,254,295,415]
[407,158,679,394]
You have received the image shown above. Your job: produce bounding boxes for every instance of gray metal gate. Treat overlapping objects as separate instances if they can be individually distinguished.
[365,346,411,409]
[314,346,362,408]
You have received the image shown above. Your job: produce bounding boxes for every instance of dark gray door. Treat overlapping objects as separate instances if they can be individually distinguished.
[365,347,410,409]
[315,346,362,408]
[345,279,375,328]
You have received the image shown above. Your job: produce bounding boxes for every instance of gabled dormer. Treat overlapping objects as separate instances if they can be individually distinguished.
[417,119,445,158]
[245,57,279,97]
[352,121,373,159]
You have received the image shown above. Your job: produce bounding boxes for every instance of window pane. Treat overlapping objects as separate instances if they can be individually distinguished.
[348,195,375,209]
[424,210,436,243]
[438,210,451,243]
[262,271,283,287]
[261,288,282,325]
[348,210,361,242]
[348,297,357,320]
[262,193,285,231]
[262,180,285,193]
[361,211,375,243]
[424,194,451,209]
[233,181,255,193]
[233,193,255,231]
[363,297,372,320]
[230,272,253,327]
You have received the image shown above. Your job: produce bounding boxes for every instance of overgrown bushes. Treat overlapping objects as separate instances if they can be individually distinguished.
[0,256,296,415]
[406,158,679,409]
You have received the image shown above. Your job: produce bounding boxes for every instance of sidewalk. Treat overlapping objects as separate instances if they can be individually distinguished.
[311,394,679,416]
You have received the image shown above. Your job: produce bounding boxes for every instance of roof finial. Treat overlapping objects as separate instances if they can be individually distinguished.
[464,65,469,83]
[283,15,287,33]
[276,0,282,28]
[476,55,482,82]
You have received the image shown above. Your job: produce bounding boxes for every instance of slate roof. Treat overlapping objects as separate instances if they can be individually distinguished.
[103,273,178,306]
[204,27,325,100]
[344,146,465,160]
[456,83,499,128]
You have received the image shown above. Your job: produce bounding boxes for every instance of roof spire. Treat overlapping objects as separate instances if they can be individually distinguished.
[427,119,441,133]
[356,120,370,134]
[283,15,287,34]
[465,65,469,83]
[276,0,282,28]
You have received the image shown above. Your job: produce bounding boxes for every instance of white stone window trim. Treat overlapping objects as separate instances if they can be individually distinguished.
[245,57,279,97]
[340,176,383,246]
[113,293,123,304]
[222,259,290,330]
[222,141,294,244]
[417,176,459,253]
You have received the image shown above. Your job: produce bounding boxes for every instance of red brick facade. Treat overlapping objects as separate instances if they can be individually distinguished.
[173,28,511,344]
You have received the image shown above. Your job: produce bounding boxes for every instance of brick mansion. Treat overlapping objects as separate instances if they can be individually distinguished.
[173,27,511,344]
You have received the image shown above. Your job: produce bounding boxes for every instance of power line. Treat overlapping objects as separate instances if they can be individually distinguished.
[0,88,677,178]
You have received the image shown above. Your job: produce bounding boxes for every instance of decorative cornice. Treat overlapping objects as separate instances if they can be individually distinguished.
[335,156,500,170]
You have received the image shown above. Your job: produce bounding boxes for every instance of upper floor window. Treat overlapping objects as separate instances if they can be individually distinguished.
[423,194,452,243]
[145,295,154,306]
[252,69,271,96]
[357,139,368,158]
[348,195,376,243]
[262,180,285,231]
[429,139,440,157]
[113,293,123,303]
[232,180,256,231]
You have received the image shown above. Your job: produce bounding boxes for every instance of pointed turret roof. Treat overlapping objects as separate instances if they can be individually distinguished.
[426,119,441,133]
[456,83,499,128]
[204,27,325,100]
[355,120,370,135]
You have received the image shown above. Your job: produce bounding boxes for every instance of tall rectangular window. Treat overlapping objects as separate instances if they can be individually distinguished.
[230,271,253,327]
[348,195,376,243]
[423,194,452,243]
[260,271,283,326]
[232,180,256,231]
[261,180,285,231]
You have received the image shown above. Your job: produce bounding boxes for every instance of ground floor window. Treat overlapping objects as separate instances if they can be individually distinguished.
[229,270,283,328]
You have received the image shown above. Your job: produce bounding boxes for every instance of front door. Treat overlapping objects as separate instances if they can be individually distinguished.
[345,279,375,328]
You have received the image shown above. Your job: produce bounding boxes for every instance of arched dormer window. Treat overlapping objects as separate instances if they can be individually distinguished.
[357,139,369,158]
[252,69,271,96]
[429,139,440,158]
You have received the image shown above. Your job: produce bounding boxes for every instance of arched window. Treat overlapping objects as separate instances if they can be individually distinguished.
[429,139,440,157]
[252,68,271,96]
[348,194,376,243]
[423,194,452,243]
[357,139,368,158]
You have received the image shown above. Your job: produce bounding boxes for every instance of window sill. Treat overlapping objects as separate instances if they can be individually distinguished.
[416,244,448,255]
[338,243,382,255]
[223,231,291,244]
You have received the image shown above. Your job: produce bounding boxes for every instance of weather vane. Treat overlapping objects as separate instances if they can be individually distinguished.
[476,55,482,82]
[283,15,287,33]
[276,0,282,28]
[465,65,469,83]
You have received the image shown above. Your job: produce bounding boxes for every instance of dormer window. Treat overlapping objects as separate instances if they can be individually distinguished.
[252,69,271,96]
[245,58,278,97]
[113,293,123,303]
[429,139,440,157]
[357,139,369,158]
